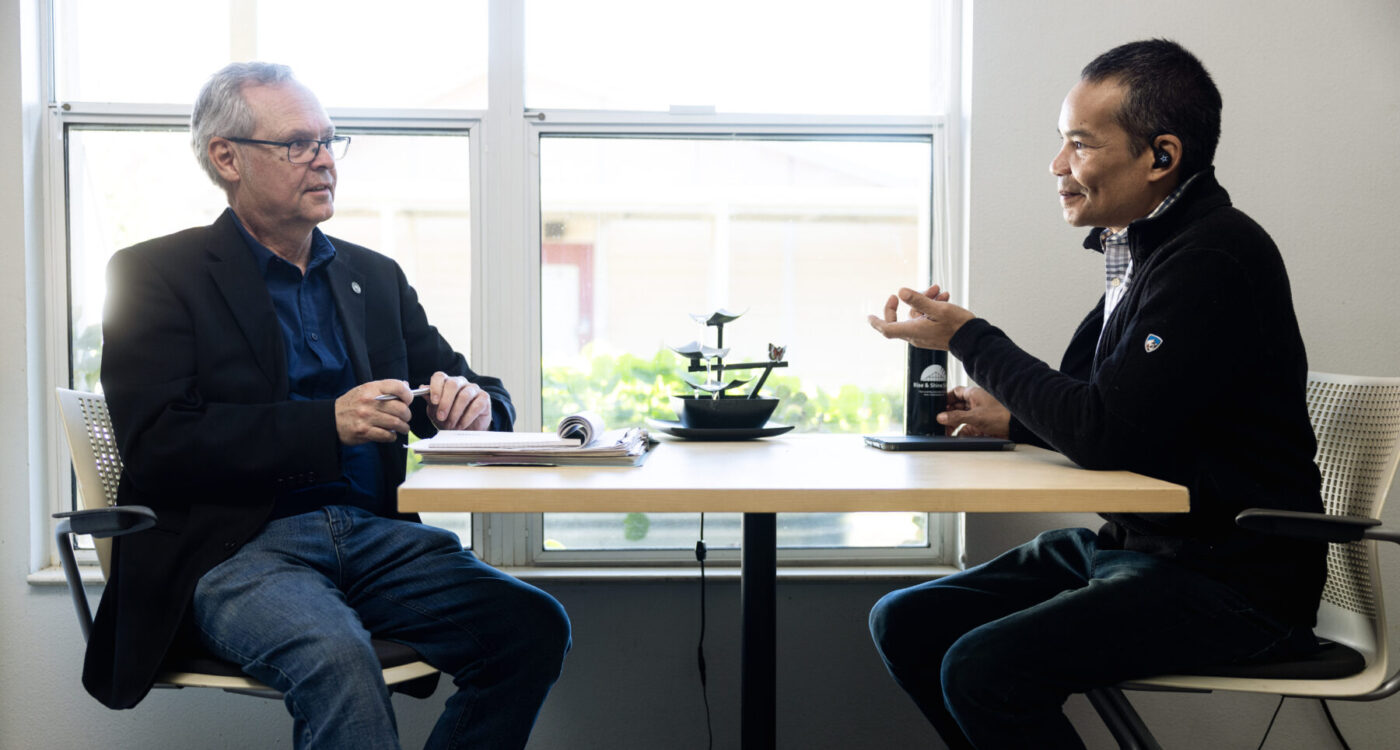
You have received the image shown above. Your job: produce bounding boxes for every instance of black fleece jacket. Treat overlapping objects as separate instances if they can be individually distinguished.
[949,169,1326,627]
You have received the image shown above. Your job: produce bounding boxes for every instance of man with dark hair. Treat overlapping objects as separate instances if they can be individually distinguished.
[1080,37,1223,180]
[866,40,1324,748]
[86,62,570,749]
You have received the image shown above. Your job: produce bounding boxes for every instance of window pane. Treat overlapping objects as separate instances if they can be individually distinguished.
[321,133,474,358]
[526,0,944,115]
[66,128,473,544]
[54,0,488,109]
[539,136,931,551]
[68,129,473,387]
[542,511,931,552]
[68,128,227,394]
[324,132,475,544]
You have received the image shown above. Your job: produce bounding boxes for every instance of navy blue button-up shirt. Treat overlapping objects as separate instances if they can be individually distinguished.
[232,214,385,517]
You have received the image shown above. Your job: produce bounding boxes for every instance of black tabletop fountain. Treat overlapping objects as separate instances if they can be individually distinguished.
[656,309,792,439]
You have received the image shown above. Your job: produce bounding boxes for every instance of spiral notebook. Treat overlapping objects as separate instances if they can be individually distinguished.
[414,412,655,466]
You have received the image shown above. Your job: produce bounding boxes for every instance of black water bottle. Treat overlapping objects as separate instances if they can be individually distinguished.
[905,345,948,436]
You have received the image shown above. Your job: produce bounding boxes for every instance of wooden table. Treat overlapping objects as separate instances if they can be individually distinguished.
[400,434,1188,749]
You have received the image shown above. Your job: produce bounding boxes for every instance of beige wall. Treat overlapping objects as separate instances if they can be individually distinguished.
[3,1,1398,748]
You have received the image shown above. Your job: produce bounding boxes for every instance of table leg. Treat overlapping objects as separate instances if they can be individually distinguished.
[741,512,776,750]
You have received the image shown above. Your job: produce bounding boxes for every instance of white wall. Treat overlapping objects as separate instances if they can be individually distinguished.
[964,1,1400,748]
[3,1,1398,748]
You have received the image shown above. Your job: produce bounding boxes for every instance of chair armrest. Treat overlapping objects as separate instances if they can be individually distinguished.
[1235,507,1400,703]
[1235,508,1380,543]
[53,505,157,539]
[51,506,156,642]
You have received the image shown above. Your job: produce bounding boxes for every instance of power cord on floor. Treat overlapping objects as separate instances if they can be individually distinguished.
[1255,696,1285,750]
[1319,699,1352,750]
[1254,696,1353,750]
[696,513,713,750]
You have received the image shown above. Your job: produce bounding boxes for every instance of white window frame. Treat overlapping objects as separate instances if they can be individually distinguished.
[516,120,950,568]
[35,0,971,573]
[471,1,968,568]
[40,103,490,564]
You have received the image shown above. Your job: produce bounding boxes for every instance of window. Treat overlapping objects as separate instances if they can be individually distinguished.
[522,1,960,565]
[41,0,963,570]
[538,136,938,558]
[54,0,488,109]
[50,1,488,552]
[524,0,940,115]
[66,129,474,389]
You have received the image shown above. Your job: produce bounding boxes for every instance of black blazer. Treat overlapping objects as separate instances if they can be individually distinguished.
[85,209,513,708]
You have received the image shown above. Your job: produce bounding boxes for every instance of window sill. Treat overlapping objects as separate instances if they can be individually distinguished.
[495,564,960,583]
[27,565,103,586]
[27,563,957,586]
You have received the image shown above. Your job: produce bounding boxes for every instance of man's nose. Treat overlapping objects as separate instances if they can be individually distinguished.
[1049,144,1070,176]
[309,141,337,169]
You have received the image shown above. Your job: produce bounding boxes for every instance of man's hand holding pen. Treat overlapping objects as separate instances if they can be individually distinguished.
[338,380,416,445]
[339,372,493,445]
[425,372,493,432]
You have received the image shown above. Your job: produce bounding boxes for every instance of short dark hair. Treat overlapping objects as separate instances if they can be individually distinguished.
[1081,39,1222,179]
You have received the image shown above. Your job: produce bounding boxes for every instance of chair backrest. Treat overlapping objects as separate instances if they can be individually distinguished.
[1305,372,1400,672]
[54,388,124,577]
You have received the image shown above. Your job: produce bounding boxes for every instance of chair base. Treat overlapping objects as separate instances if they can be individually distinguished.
[1086,687,1162,750]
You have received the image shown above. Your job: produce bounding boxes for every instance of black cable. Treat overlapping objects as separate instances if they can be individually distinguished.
[1256,695,1286,750]
[1319,699,1352,750]
[696,513,712,750]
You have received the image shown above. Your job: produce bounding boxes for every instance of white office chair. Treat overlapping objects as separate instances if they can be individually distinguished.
[1087,371,1400,749]
[52,387,441,698]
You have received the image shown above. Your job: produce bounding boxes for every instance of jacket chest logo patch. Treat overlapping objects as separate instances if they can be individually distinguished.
[1144,334,1163,353]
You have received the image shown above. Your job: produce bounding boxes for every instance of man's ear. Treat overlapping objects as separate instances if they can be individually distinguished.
[1147,134,1182,182]
[208,138,242,186]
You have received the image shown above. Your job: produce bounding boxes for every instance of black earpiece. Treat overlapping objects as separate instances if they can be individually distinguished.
[1153,145,1172,168]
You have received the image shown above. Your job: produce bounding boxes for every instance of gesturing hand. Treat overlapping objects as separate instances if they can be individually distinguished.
[866,285,976,351]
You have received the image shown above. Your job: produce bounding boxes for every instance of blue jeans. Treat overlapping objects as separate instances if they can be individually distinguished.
[192,506,571,750]
[869,528,1313,749]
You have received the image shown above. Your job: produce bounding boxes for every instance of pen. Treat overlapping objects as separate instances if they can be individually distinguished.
[375,386,430,402]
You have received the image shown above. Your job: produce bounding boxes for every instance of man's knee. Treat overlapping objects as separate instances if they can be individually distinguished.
[868,589,909,655]
[506,584,572,677]
[941,625,1064,716]
[940,631,1011,712]
[869,584,961,661]
[533,587,572,664]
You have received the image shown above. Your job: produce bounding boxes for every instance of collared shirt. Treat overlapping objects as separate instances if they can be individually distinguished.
[231,213,385,517]
[1099,173,1200,330]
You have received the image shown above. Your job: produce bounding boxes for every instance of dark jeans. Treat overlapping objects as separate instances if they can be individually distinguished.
[193,505,571,750]
[868,528,1313,749]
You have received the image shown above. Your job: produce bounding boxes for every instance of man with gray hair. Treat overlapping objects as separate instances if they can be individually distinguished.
[83,62,570,749]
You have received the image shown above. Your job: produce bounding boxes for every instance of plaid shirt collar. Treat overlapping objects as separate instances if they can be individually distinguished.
[1100,172,1200,287]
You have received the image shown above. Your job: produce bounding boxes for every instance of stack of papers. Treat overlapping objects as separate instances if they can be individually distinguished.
[414,412,655,466]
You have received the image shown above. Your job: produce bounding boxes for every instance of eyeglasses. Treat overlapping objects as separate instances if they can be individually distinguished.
[222,135,351,164]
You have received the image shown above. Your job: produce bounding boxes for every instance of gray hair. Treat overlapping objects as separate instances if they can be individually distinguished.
[191,62,298,190]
